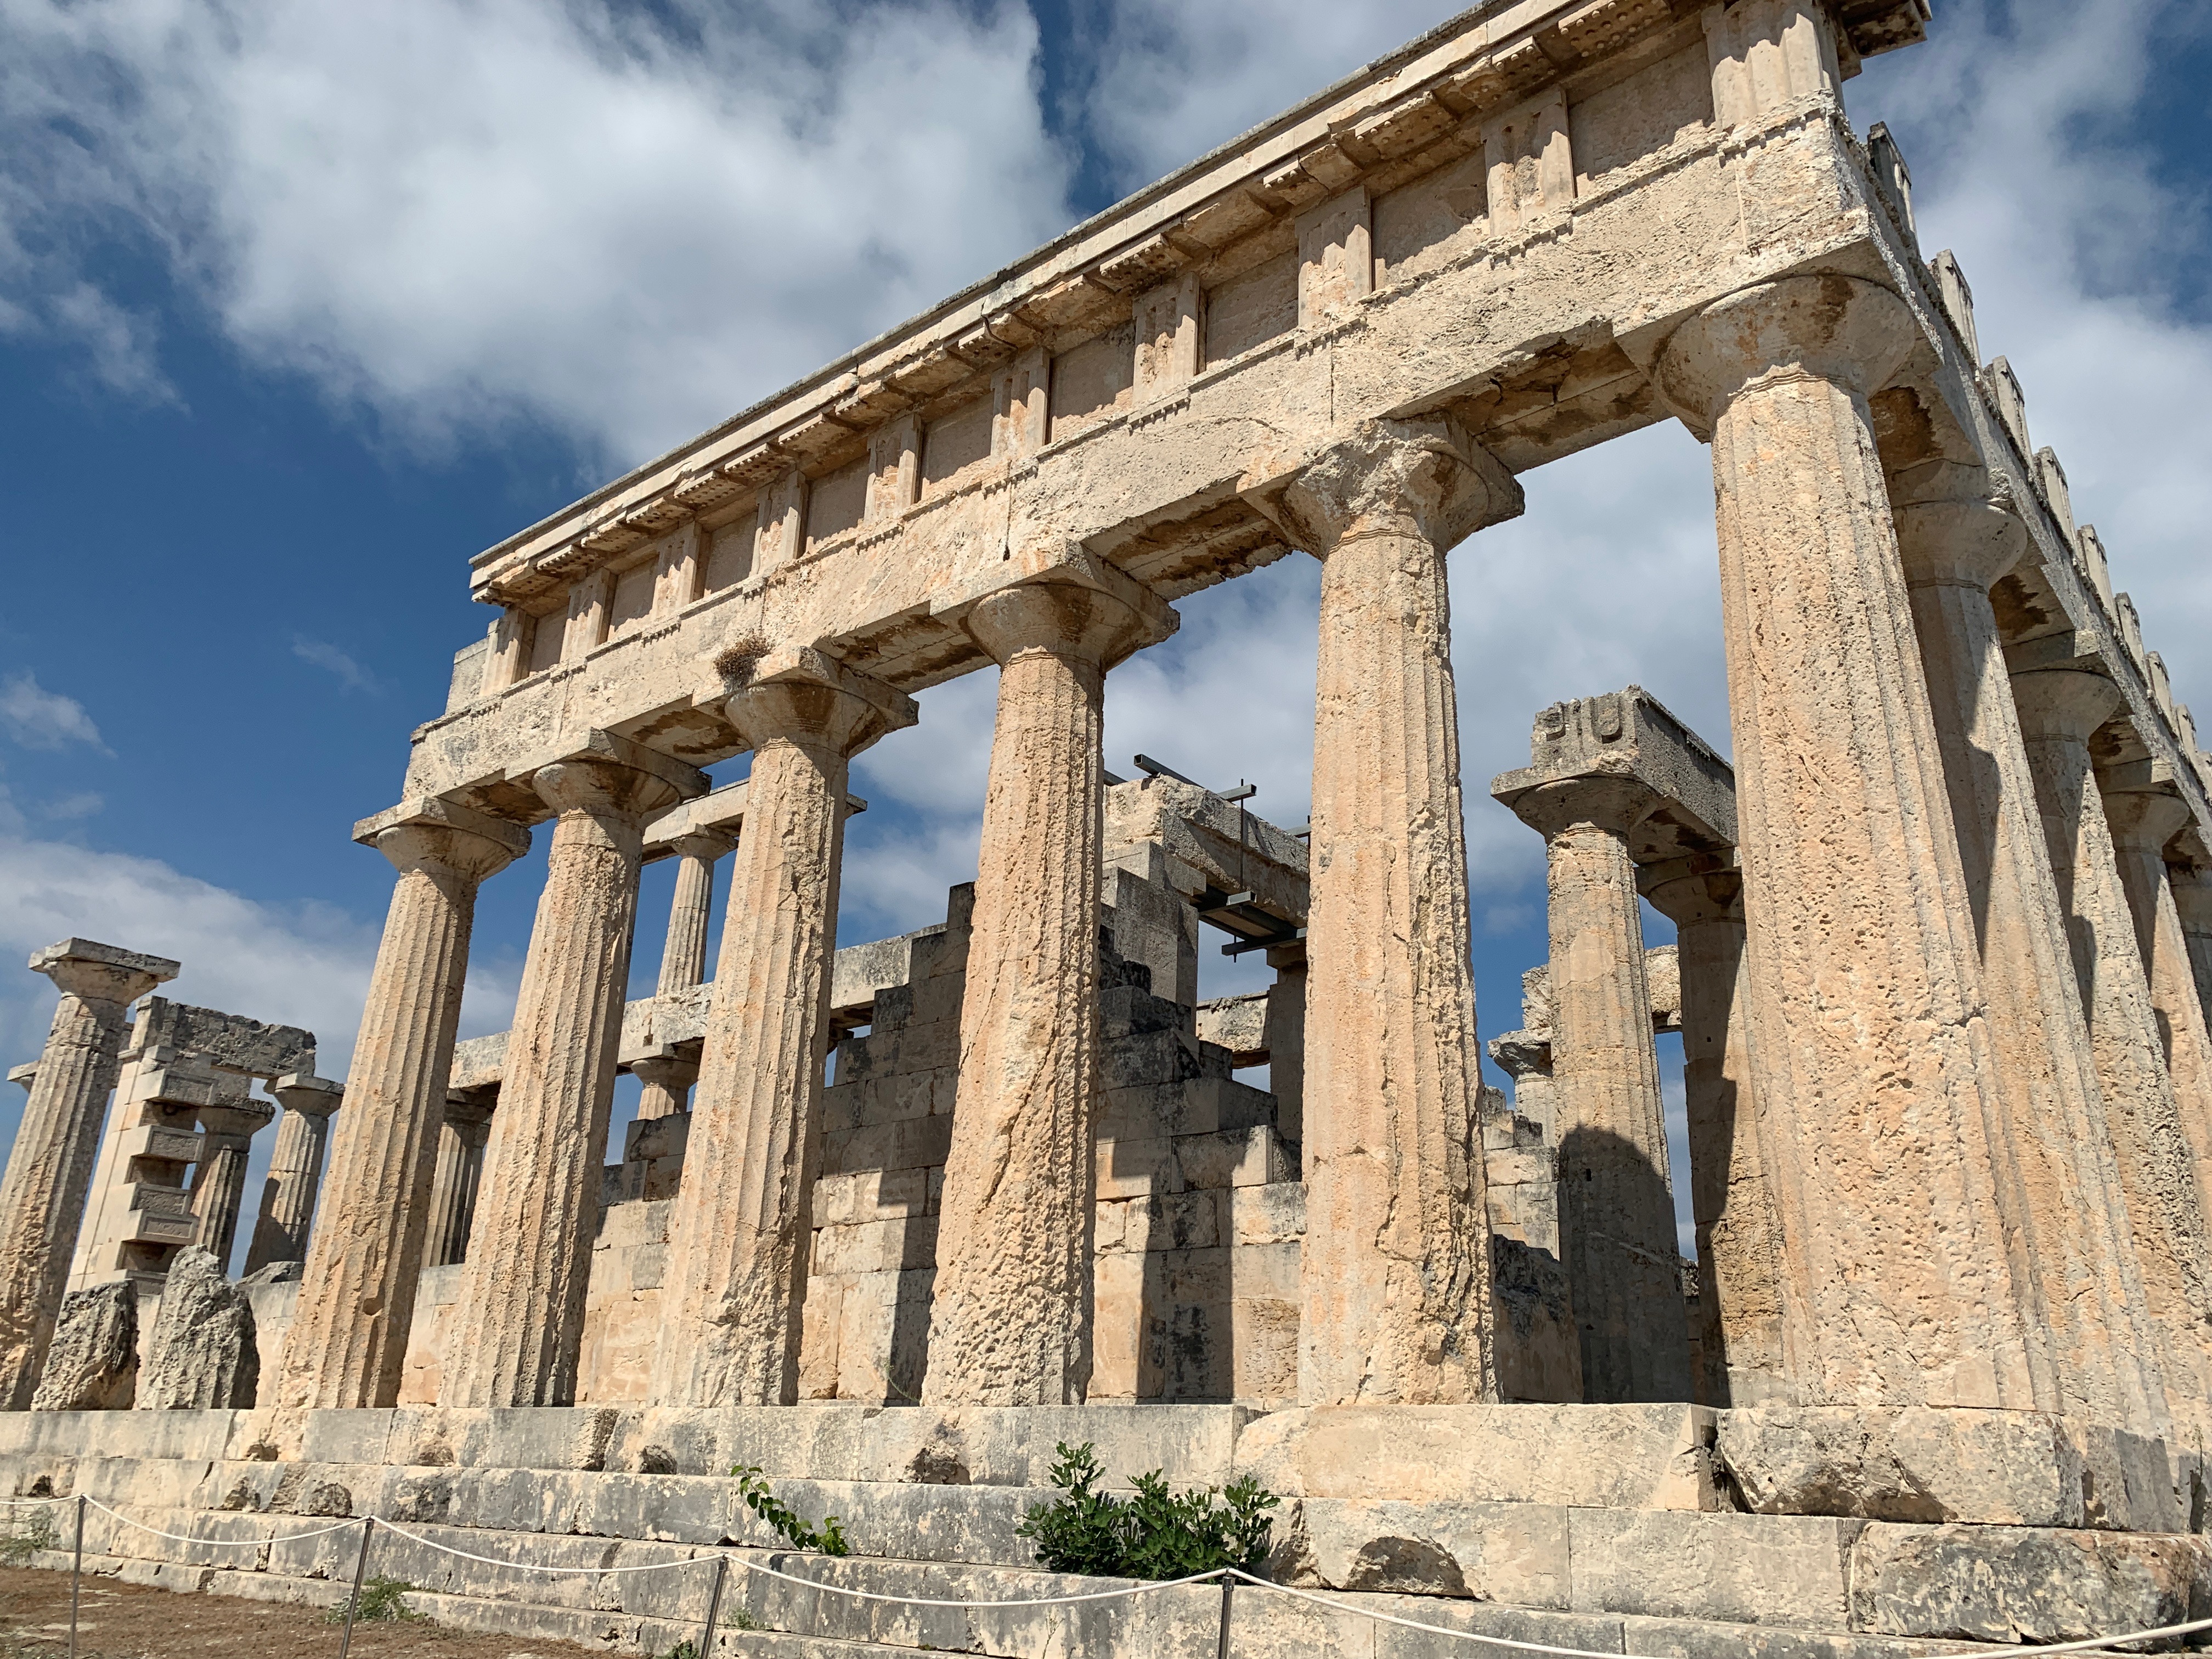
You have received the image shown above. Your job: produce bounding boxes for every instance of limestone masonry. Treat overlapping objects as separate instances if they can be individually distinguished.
[9,3,2212,1654]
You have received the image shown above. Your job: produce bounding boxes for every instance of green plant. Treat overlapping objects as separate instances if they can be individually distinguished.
[0,1514,55,1566]
[322,1574,425,1624]
[1015,1442,1278,1581]
[730,1465,850,1555]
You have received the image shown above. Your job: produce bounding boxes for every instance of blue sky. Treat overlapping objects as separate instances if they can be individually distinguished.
[2,0,2208,1261]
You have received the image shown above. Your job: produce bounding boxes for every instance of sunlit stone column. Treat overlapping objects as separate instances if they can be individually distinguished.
[1502,776,1691,1403]
[1892,460,2165,1430]
[1657,275,2036,1408]
[0,940,178,1410]
[924,579,1176,1407]
[445,737,701,1407]
[243,1075,343,1274]
[1258,418,1521,1406]
[275,800,526,1410]
[658,832,734,996]
[653,651,915,1407]
[2014,670,2212,1427]
[2171,862,2212,1032]
[188,1097,273,1271]
[425,1091,493,1267]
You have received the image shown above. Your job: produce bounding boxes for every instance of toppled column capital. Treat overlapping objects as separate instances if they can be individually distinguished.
[1655,275,1918,436]
[353,797,531,886]
[1889,460,2029,591]
[715,642,918,760]
[29,939,179,1007]
[1254,417,1523,556]
[2012,669,2125,745]
[964,577,1177,673]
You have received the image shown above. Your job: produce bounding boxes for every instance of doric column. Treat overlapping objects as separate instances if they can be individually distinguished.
[273,799,526,1412]
[444,736,701,1408]
[425,1091,494,1267]
[1262,945,1306,1147]
[1892,461,2166,1431]
[1500,776,1691,1402]
[652,651,915,1407]
[0,941,178,1410]
[1256,417,1522,1406]
[629,1051,698,1121]
[1656,276,2035,1408]
[2014,670,2212,1427]
[1643,861,1785,1407]
[658,832,734,996]
[188,1098,273,1271]
[242,1075,342,1274]
[2171,862,2212,1032]
[924,579,1176,1407]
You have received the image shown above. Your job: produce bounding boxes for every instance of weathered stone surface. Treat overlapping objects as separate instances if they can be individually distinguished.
[29,1281,138,1410]
[653,830,732,998]
[1849,1522,2212,1643]
[138,1246,259,1411]
[242,1074,342,1276]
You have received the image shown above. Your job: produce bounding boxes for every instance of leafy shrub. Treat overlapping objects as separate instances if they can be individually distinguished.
[1015,1442,1278,1581]
[323,1575,424,1624]
[731,1466,849,1555]
[0,1514,54,1566]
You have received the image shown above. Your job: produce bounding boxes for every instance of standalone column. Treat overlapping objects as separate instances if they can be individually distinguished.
[1893,460,2165,1430]
[1657,276,2035,1408]
[658,832,733,995]
[445,739,699,1407]
[653,651,914,1406]
[1261,419,1522,1406]
[0,941,178,1410]
[1504,777,1691,1402]
[2102,789,2212,1195]
[273,800,526,1411]
[188,1098,272,1270]
[2172,863,2212,1031]
[925,580,1175,1407]
[2013,670,2212,1427]
[425,1092,493,1266]
[242,1075,342,1274]
[1644,862,1785,1406]
[630,1051,697,1120]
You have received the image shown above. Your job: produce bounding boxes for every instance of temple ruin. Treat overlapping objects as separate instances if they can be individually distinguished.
[8,1,2212,1652]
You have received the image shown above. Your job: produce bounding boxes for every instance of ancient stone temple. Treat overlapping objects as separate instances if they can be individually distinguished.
[8,2,2212,1653]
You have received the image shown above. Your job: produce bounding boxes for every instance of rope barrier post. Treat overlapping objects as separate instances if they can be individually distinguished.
[1215,1572,1233,1659]
[69,1493,84,1659]
[699,1553,729,1656]
[337,1515,375,1659]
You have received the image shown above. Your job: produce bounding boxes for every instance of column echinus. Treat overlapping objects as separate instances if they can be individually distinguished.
[1257,418,1522,1406]
[444,732,705,1408]
[653,649,914,1407]
[1891,460,2167,1431]
[0,940,178,1410]
[924,574,1176,1407]
[1655,276,2037,1408]
[2013,670,2212,1427]
[274,799,526,1411]
[242,1074,343,1275]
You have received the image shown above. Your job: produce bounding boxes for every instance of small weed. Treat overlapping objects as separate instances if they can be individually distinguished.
[0,1514,55,1566]
[1016,1442,1278,1581]
[321,1573,425,1624]
[730,1466,849,1555]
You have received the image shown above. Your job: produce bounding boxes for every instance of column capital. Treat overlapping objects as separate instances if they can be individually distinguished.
[1493,773,1666,842]
[668,830,737,863]
[2011,668,2124,744]
[356,797,531,885]
[272,1073,342,1120]
[2169,862,2212,932]
[964,579,1176,673]
[1639,854,1745,928]
[29,938,179,1006]
[1252,416,1522,556]
[2100,786,2195,854]
[441,1088,497,1135]
[1655,275,1917,436]
[1889,460,2028,591]
[629,1050,700,1091]
[715,643,918,760]
[196,1100,275,1143]
[517,730,708,823]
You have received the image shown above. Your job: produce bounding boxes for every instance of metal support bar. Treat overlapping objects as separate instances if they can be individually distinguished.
[69,1493,83,1659]
[337,1516,375,1659]
[1216,1576,1234,1658]
[701,1552,729,1654]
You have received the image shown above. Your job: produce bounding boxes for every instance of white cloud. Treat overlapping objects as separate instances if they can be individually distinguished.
[292,635,380,695]
[0,671,108,753]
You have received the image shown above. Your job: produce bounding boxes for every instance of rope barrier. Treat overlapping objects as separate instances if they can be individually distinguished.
[373,1518,722,1577]
[81,1496,360,1548]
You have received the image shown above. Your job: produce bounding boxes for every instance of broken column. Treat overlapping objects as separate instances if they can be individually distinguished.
[2012,669,2212,1426]
[1657,275,2036,1408]
[187,1094,275,1271]
[1255,419,1521,1406]
[137,1244,258,1410]
[1892,459,2166,1431]
[445,733,701,1408]
[658,831,735,996]
[925,577,1175,1407]
[0,939,178,1410]
[273,799,527,1411]
[242,1074,342,1274]
[1493,693,1694,1403]
[652,651,914,1407]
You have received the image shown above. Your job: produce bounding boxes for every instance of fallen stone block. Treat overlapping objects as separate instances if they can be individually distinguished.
[30,1281,138,1410]
[136,1246,259,1410]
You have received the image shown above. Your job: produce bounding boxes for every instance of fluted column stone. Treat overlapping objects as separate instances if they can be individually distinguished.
[426,1092,494,1267]
[1893,460,2166,1431]
[2014,670,2212,1430]
[0,941,178,1410]
[273,800,526,1412]
[243,1075,343,1274]
[444,740,699,1407]
[188,1099,272,1271]
[1258,417,1521,1406]
[925,579,1175,1407]
[2171,863,2212,1034]
[652,652,915,1407]
[658,832,733,996]
[1656,275,2036,1408]
[1506,777,1691,1403]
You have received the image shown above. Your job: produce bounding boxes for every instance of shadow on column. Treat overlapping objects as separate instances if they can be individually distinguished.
[1555,1123,1692,1403]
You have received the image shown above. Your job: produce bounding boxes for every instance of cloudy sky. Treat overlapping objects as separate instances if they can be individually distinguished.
[1,0,2207,1260]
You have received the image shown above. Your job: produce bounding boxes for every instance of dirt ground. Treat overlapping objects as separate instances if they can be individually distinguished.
[0,1566,626,1659]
